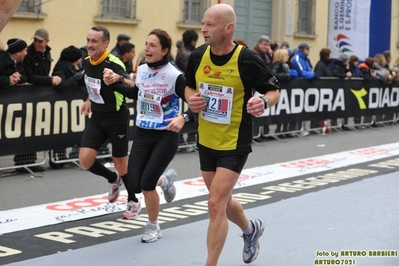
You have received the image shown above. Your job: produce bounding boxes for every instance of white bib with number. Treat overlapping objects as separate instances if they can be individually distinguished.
[199,82,233,124]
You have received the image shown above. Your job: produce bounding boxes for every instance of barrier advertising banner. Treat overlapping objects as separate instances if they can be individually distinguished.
[0,80,398,156]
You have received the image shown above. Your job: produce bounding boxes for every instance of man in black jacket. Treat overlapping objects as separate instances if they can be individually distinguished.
[23,28,62,86]
[15,29,61,172]
[0,38,28,89]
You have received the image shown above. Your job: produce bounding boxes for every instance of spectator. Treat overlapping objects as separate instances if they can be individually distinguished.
[291,42,317,80]
[175,29,199,151]
[374,53,394,123]
[314,48,333,78]
[281,41,290,49]
[291,42,317,135]
[332,53,352,129]
[52,45,84,90]
[253,35,273,135]
[23,28,62,86]
[49,45,85,168]
[382,50,392,70]
[16,28,61,172]
[286,47,296,70]
[270,48,293,136]
[374,53,392,84]
[252,35,273,68]
[349,55,360,77]
[332,53,352,78]
[111,34,133,77]
[270,41,279,53]
[120,42,136,79]
[313,48,333,130]
[80,45,88,59]
[359,57,378,82]
[110,33,131,58]
[348,55,362,126]
[0,38,28,89]
[175,29,198,73]
[359,57,378,126]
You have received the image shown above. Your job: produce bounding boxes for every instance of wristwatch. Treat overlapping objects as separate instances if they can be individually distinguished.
[119,75,124,84]
[259,97,269,109]
[182,113,190,123]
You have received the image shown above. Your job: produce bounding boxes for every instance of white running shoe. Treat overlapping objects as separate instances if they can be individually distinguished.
[141,223,162,243]
[242,219,265,264]
[162,169,177,203]
[108,171,122,203]
[122,200,142,220]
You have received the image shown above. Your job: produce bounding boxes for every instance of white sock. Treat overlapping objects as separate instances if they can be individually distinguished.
[242,220,254,236]
[160,175,169,188]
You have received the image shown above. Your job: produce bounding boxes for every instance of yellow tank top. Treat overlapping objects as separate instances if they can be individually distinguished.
[195,45,245,150]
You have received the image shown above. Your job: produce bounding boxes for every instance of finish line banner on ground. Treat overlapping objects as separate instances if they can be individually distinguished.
[1,142,399,235]
[0,80,398,156]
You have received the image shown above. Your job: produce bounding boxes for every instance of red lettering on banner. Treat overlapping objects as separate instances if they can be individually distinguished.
[46,195,125,211]
[184,178,205,186]
[280,159,331,168]
[349,148,390,155]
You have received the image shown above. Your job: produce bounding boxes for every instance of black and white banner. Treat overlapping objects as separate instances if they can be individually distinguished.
[0,79,398,156]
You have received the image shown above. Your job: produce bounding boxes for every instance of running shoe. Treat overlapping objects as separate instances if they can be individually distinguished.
[242,219,265,264]
[122,200,142,220]
[162,169,177,203]
[108,171,122,203]
[141,223,162,243]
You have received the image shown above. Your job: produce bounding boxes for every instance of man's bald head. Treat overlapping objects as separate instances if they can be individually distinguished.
[205,3,236,26]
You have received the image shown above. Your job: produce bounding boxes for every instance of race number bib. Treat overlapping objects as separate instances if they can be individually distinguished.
[137,90,163,123]
[85,76,105,104]
[199,82,233,124]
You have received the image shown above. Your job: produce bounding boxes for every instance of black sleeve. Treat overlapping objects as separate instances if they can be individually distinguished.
[0,76,10,90]
[182,108,197,123]
[109,83,138,99]
[174,74,187,101]
[240,48,280,94]
[185,45,207,89]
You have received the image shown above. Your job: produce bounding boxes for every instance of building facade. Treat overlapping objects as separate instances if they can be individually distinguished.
[1,0,398,69]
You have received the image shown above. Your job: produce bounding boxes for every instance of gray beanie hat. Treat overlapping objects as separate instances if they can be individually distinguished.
[337,54,349,62]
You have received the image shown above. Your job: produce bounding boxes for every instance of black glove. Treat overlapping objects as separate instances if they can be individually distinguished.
[73,70,85,81]
[313,73,320,80]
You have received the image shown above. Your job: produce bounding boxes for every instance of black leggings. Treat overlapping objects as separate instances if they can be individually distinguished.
[128,128,179,193]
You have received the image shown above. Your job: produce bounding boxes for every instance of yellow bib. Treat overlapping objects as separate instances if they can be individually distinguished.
[195,45,245,150]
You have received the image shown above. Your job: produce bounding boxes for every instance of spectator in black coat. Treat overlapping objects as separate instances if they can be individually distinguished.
[0,38,28,89]
[332,54,352,129]
[314,48,333,77]
[49,45,85,168]
[23,28,62,86]
[52,45,85,90]
[13,31,56,171]
[332,54,352,79]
